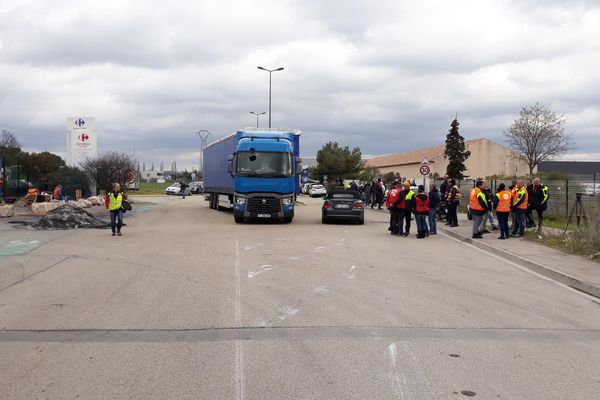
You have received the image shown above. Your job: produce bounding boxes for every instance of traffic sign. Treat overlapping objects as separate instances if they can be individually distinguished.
[421,156,429,165]
[419,165,430,176]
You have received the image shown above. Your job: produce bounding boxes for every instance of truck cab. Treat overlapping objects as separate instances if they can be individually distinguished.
[229,131,300,223]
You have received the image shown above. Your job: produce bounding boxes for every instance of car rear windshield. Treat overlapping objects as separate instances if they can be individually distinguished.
[328,192,360,199]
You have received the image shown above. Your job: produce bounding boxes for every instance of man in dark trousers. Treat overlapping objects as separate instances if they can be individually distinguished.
[446,179,461,227]
[399,181,415,236]
[469,180,489,239]
[179,181,189,199]
[525,179,535,228]
[531,177,549,233]
[386,181,402,235]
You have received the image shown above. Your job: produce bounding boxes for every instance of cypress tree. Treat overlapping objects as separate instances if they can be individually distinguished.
[444,118,471,179]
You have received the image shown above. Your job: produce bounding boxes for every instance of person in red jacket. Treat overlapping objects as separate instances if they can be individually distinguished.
[413,185,430,239]
[386,181,402,235]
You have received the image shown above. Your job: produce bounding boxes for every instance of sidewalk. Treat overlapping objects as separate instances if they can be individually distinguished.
[439,213,600,299]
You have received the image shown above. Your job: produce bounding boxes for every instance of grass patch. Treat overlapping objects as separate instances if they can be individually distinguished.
[526,224,600,262]
[135,182,169,195]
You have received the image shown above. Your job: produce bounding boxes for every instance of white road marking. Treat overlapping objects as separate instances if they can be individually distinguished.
[342,265,357,280]
[234,239,245,400]
[386,343,407,400]
[243,243,262,251]
[438,231,600,302]
[247,264,277,279]
[288,256,301,261]
[314,246,326,252]
[312,286,331,293]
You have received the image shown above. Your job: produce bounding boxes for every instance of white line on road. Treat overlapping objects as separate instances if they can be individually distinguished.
[438,231,600,302]
[234,239,245,400]
[247,264,277,279]
[386,343,406,400]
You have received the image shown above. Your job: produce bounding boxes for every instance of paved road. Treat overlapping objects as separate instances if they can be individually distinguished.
[1,196,599,399]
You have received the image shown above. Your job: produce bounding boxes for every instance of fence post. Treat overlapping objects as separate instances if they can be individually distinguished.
[565,179,569,219]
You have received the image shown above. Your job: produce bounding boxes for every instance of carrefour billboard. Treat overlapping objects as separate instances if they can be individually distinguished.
[66,117,97,166]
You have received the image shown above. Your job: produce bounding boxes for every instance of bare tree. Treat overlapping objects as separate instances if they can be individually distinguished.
[80,151,137,192]
[0,129,20,149]
[504,103,574,176]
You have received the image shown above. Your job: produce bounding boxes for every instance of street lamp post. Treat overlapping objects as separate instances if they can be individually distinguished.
[257,66,284,128]
[249,111,266,128]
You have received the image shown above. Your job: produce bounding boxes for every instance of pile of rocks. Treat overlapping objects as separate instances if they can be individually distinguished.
[0,205,14,218]
[31,202,63,215]
[33,204,109,230]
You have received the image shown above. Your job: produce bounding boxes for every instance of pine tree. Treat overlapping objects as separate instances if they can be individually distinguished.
[444,118,471,179]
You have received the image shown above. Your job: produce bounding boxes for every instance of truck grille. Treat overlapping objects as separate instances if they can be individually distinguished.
[247,197,280,214]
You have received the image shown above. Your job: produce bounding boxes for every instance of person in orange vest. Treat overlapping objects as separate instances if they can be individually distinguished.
[493,183,512,240]
[510,179,528,237]
[469,180,489,239]
[413,185,430,239]
[52,184,63,201]
[508,179,518,231]
[386,181,402,235]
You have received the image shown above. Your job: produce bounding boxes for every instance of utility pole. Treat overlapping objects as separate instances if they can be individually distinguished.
[196,130,210,175]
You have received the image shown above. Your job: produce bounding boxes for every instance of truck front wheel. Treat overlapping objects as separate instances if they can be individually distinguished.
[283,217,293,224]
[234,216,244,223]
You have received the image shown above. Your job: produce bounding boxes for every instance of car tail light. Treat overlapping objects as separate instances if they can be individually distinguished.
[323,201,333,208]
[353,201,363,209]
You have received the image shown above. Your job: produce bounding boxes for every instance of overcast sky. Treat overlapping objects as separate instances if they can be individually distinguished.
[1,0,599,170]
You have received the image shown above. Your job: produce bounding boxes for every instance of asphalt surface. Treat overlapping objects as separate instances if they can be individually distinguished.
[1,195,599,399]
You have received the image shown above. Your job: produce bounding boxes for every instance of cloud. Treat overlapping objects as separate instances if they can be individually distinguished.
[1,0,599,169]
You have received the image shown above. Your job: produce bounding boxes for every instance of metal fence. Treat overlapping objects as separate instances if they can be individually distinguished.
[432,177,600,221]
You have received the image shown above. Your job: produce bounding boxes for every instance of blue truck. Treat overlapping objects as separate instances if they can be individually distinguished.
[203,129,301,223]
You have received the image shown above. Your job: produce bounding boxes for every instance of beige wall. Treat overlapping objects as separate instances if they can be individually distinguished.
[371,140,532,180]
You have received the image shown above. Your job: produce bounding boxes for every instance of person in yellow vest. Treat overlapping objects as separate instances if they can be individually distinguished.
[446,179,461,227]
[493,183,512,240]
[532,177,550,233]
[399,181,415,236]
[510,179,528,237]
[469,180,489,239]
[105,183,127,236]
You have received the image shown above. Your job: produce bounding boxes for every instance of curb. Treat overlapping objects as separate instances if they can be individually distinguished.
[439,226,600,300]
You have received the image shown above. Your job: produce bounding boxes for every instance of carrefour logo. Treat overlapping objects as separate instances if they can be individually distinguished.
[74,118,86,127]
[78,133,90,142]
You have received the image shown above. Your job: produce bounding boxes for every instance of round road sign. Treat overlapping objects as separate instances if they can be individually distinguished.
[419,165,430,176]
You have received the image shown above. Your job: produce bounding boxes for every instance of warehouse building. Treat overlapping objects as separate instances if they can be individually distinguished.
[365,138,531,180]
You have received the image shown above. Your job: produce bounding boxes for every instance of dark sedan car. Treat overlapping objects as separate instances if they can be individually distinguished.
[322,190,364,224]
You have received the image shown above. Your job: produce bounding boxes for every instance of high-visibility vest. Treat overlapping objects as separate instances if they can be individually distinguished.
[108,192,123,211]
[516,188,528,210]
[405,190,415,202]
[447,185,461,201]
[415,194,430,213]
[495,190,511,212]
[510,186,519,205]
[542,185,549,204]
[469,187,486,211]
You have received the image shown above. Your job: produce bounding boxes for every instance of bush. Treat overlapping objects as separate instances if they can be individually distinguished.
[45,166,91,198]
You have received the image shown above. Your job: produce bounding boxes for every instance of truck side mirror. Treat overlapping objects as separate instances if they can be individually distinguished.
[296,158,302,174]
[227,154,234,175]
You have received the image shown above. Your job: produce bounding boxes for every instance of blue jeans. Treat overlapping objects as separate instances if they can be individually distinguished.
[428,207,437,233]
[415,214,428,236]
[110,210,123,233]
[512,212,525,235]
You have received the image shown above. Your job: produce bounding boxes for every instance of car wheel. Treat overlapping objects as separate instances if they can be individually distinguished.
[357,218,364,225]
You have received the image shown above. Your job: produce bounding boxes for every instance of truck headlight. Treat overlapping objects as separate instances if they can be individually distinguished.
[282,197,293,205]
[235,197,246,205]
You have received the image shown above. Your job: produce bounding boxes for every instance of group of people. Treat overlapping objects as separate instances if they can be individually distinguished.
[361,176,549,240]
[468,178,549,239]
[384,181,441,239]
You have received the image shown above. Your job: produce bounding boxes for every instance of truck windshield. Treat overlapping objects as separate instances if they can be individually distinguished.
[236,152,293,177]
